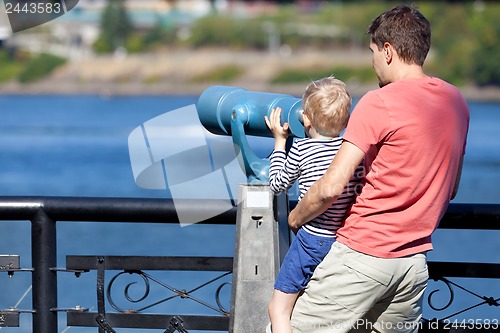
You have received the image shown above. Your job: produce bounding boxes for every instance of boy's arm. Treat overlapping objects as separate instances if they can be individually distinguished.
[265,107,299,192]
[288,141,365,231]
[269,144,300,193]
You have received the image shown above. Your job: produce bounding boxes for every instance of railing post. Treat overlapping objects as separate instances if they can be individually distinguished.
[274,188,291,266]
[31,210,58,333]
[230,184,290,333]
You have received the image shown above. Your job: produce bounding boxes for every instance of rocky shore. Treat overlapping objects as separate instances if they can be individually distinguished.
[1,49,498,101]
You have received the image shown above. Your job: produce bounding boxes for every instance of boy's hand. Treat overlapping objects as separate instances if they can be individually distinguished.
[264,107,289,150]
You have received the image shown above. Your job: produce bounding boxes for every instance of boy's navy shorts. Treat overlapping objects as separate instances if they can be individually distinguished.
[274,228,335,294]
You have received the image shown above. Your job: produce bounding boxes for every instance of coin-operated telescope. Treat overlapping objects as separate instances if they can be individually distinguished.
[196,86,305,183]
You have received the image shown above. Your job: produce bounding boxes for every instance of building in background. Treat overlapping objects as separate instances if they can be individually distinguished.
[0,0,314,59]
[1,0,217,58]
[0,1,12,47]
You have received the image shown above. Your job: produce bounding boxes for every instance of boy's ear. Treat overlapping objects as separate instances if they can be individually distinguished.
[302,112,311,126]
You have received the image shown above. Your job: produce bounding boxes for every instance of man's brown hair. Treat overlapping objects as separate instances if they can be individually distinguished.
[367,5,431,66]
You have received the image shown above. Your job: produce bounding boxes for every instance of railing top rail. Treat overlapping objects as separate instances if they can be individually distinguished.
[0,196,499,229]
[289,201,500,231]
[0,196,237,224]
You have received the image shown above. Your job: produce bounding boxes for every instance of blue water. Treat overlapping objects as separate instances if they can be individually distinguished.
[0,95,498,332]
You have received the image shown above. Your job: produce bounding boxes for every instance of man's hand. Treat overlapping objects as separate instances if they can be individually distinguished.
[264,107,289,151]
[288,222,299,235]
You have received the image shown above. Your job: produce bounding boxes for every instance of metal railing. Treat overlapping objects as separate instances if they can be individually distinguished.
[0,196,499,332]
[0,196,237,333]
[420,204,500,332]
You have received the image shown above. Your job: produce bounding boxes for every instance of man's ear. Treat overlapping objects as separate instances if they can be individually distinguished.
[383,42,393,64]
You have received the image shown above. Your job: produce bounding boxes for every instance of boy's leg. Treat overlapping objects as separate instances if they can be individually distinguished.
[268,289,300,333]
[270,229,335,333]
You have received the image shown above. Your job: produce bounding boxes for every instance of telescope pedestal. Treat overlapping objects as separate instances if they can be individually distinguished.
[230,184,290,333]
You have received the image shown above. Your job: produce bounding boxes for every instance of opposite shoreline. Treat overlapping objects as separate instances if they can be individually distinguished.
[2,81,499,102]
[1,49,499,102]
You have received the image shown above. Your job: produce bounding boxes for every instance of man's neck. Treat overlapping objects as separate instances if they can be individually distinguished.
[393,63,427,81]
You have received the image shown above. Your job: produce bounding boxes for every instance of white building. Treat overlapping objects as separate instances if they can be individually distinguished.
[0,1,13,46]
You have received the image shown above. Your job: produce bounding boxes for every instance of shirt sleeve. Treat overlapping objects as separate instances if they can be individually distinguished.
[268,141,301,193]
[343,91,391,153]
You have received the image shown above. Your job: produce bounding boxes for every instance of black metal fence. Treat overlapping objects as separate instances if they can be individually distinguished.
[0,196,236,333]
[0,196,499,332]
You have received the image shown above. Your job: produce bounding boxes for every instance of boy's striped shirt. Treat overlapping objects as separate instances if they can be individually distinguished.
[269,137,363,237]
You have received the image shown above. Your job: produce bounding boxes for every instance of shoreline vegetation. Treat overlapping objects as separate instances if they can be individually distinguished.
[2,1,499,101]
[1,48,499,101]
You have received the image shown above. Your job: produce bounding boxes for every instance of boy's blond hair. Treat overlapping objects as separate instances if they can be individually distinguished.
[302,77,351,137]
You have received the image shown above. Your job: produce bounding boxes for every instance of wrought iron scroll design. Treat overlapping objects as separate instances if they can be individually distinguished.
[106,270,232,316]
[427,276,499,320]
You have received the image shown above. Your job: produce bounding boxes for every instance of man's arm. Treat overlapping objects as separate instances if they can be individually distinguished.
[451,154,464,200]
[288,141,365,232]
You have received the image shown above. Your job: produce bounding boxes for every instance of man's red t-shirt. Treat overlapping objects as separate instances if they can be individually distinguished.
[340,77,470,258]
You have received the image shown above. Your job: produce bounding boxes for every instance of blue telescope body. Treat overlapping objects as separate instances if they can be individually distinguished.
[197,86,305,138]
[196,86,305,183]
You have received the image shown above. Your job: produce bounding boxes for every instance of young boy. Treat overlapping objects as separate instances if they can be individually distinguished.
[264,77,362,333]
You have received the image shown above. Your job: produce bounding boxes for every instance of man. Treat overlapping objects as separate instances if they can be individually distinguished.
[287,5,470,333]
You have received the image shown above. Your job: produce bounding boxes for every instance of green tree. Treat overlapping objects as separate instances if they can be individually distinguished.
[17,53,66,83]
[470,3,500,86]
[94,0,133,53]
[423,3,474,85]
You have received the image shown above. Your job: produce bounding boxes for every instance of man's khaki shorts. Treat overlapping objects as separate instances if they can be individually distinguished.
[290,242,428,333]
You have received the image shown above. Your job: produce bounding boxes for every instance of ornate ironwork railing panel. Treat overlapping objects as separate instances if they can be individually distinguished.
[423,261,500,326]
[0,196,237,333]
[65,255,233,332]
